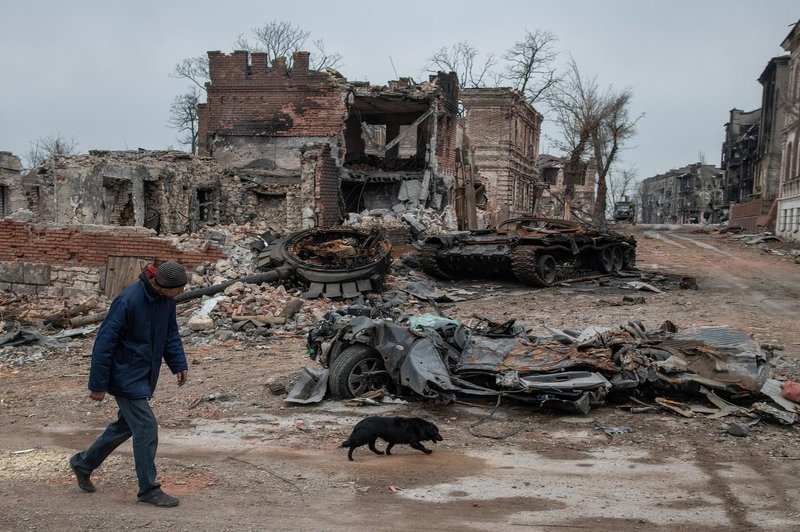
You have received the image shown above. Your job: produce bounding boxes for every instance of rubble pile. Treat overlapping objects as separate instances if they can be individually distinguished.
[344,205,454,241]
[177,282,334,345]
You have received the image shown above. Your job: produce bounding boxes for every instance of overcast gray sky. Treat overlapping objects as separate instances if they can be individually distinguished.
[1,1,797,179]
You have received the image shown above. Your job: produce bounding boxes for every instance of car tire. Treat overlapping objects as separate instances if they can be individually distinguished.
[328,344,392,398]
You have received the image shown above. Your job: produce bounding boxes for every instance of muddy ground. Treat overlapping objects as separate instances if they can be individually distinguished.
[1,224,799,531]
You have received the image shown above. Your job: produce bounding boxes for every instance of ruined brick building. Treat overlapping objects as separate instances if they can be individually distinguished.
[722,107,762,206]
[459,88,542,225]
[0,152,24,219]
[535,154,596,220]
[640,163,724,224]
[776,18,800,242]
[197,50,459,233]
[721,55,790,233]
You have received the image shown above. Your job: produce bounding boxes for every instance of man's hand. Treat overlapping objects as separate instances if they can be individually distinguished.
[89,390,106,401]
[176,370,188,387]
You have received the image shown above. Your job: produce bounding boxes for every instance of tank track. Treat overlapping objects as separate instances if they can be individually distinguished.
[511,244,618,287]
[419,242,453,280]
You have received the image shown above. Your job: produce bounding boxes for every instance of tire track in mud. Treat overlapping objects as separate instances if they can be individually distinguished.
[690,445,800,530]
[645,229,800,316]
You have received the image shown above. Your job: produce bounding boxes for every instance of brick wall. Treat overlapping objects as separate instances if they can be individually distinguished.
[314,145,343,226]
[462,88,541,222]
[200,51,347,156]
[0,220,226,269]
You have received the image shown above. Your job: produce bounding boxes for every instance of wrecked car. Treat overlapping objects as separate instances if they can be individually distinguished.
[304,308,793,419]
[418,217,637,287]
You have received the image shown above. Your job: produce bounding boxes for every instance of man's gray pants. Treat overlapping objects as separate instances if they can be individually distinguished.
[72,396,160,499]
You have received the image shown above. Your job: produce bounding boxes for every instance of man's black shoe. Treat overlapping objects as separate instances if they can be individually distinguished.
[69,454,96,493]
[138,490,179,508]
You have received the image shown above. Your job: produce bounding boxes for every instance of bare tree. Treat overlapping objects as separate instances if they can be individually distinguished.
[25,133,79,168]
[606,166,638,217]
[235,21,342,70]
[427,41,498,88]
[172,20,342,94]
[546,59,640,221]
[172,56,210,92]
[591,89,641,220]
[168,88,201,154]
[504,29,560,103]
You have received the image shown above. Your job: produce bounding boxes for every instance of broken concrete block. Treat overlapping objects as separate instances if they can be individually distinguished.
[398,180,422,202]
[401,213,427,235]
[223,281,245,295]
[391,203,406,213]
[23,263,51,285]
[0,262,24,283]
[187,315,215,331]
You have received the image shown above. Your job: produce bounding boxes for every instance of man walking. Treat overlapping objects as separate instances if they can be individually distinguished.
[69,261,190,507]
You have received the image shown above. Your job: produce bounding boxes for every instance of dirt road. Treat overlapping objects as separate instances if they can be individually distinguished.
[1,224,799,531]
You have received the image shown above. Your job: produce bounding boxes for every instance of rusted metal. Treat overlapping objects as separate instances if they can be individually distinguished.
[419,217,637,287]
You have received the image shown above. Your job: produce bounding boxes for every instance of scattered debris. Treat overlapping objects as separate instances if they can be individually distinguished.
[626,281,663,293]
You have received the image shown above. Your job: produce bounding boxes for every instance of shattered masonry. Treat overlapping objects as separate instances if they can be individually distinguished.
[536,153,597,219]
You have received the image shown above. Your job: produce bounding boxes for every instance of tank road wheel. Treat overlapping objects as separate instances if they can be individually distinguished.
[328,345,392,399]
[597,246,614,274]
[611,246,624,272]
[622,247,636,270]
[536,254,558,286]
[511,247,547,287]
[419,242,453,280]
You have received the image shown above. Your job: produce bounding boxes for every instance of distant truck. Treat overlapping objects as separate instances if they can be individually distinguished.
[613,200,636,223]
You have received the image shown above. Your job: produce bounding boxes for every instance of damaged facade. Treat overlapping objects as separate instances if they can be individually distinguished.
[721,56,789,233]
[776,18,800,242]
[640,163,724,224]
[0,152,24,219]
[197,50,460,236]
[16,150,242,233]
[535,154,596,219]
[460,88,542,226]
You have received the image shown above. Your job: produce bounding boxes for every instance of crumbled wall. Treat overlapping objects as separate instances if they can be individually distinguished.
[536,154,596,219]
[0,152,26,217]
[0,220,227,297]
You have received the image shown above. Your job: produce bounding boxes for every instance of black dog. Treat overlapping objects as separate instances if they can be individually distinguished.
[341,416,443,461]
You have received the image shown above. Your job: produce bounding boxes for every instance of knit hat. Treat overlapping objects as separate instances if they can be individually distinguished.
[155,261,188,288]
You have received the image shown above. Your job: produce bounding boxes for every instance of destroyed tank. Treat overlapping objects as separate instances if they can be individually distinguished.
[418,217,636,287]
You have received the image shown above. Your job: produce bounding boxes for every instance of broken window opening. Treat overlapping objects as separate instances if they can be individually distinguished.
[102,178,135,226]
[143,181,162,233]
[344,96,431,172]
[541,167,559,185]
[0,185,7,218]
[197,188,217,223]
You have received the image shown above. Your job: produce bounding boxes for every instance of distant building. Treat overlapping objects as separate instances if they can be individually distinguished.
[640,163,724,224]
[776,18,800,242]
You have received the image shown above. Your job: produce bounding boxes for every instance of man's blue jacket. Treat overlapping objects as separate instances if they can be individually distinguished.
[88,272,188,399]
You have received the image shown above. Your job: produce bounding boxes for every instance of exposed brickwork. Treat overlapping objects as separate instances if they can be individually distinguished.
[0,220,226,269]
[462,89,542,223]
[200,51,347,156]
[314,145,343,226]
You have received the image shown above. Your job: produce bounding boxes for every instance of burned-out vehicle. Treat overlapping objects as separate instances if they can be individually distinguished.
[259,227,392,298]
[304,307,794,420]
[418,217,636,287]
